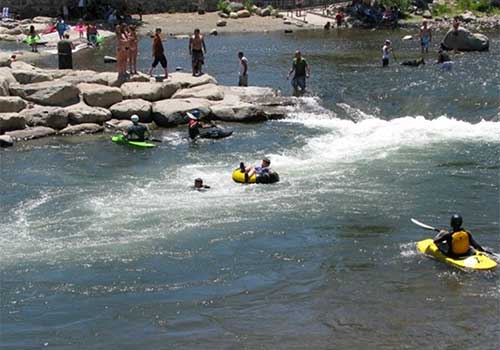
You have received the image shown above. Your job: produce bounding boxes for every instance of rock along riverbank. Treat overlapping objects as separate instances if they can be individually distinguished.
[0,56,298,147]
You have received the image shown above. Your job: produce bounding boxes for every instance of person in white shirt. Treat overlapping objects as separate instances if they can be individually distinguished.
[382,39,391,67]
[238,51,248,87]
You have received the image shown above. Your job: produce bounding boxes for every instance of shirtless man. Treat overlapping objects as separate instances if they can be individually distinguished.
[189,29,207,76]
[419,20,432,54]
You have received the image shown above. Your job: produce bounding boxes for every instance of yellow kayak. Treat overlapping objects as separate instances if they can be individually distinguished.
[231,168,280,184]
[417,239,497,270]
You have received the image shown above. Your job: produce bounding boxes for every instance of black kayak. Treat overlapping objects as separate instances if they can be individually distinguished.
[189,126,233,140]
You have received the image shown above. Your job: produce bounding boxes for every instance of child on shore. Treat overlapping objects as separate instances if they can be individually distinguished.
[75,19,86,40]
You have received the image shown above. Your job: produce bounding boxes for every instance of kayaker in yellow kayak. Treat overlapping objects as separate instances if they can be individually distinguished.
[433,214,486,258]
[125,115,150,142]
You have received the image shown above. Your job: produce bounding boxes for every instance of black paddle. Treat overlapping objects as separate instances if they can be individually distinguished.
[411,218,496,256]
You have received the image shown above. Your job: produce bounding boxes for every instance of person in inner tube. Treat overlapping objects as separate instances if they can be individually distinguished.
[187,110,215,139]
[240,158,272,182]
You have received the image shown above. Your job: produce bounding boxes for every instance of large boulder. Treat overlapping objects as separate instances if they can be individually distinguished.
[59,123,104,135]
[0,67,17,84]
[5,126,56,140]
[0,134,14,147]
[19,106,69,129]
[9,81,80,106]
[0,53,11,67]
[95,72,150,87]
[229,2,245,12]
[0,77,10,96]
[121,81,180,101]
[237,10,251,18]
[210,103,267,122]
[261,6,272,17]
[32,16,54,23]
[65,103,112,124]
[12,70,53,84]
[168,72,217,89]
[152,98,212,127]
[0,113,26,132]
[172,83,224,101]
[442,27,489,52]
[229,12,239,19]
[109,99,152,122]
[105,119,133,132]
[10,61,38,71]
[78,83,123,108]
[0,96,28,113]
[60,70,110,85]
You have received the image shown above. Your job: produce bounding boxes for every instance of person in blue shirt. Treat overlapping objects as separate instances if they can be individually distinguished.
[240,158,271,182]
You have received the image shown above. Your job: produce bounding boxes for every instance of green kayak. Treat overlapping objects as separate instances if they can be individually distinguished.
[111,134,156,148]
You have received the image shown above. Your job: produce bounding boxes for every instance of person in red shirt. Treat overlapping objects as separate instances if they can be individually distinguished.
[335,10,344,28]
[148,28,168,79]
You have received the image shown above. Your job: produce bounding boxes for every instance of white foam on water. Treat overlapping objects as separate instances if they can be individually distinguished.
[3,101,500,265]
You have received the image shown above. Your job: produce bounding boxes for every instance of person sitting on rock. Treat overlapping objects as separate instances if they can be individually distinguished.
[125,115,150,141]
[193,178,210,191]
[239,158,272,183]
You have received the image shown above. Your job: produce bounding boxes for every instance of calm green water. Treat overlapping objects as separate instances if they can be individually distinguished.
[1,30,499,349]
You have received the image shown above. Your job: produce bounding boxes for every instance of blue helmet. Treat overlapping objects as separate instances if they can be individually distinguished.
[191,110,200,118]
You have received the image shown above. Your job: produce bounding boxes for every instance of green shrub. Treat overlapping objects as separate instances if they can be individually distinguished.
[432,3,454,16]
[457,0,492,12]
[244,0,255,12]
[217,0,230,14]
[380,0,411,12]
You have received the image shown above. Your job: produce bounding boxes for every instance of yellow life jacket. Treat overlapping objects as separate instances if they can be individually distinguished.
[451,230,470,255]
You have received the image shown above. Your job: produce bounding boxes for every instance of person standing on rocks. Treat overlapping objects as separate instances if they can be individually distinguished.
[128,25,138,75]
[419,20,432,54]
[115,24,129,79]
[27,25,39,53]
[238,51,248,87]
[189,28,206,76]
[56,17,66,40]
[287,50,310,95]
[148,28,168,79]
[57,34,74,69]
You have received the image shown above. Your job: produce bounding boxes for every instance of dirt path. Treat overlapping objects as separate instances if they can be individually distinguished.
[138,12,318,36]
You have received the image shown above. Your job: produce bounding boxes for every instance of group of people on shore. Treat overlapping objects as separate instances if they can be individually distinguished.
[114,23,139,78]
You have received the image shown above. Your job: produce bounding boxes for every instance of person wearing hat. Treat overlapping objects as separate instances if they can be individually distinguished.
[187,109,216,140]
[382,39,392,67]
[239,158,272,183]
[193,178,210,191]
[125,114,150,141]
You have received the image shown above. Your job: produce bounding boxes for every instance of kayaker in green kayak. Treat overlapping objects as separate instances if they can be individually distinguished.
[433,214,486,258]
[125,115,150,142]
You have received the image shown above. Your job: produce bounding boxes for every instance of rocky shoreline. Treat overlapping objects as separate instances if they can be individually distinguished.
[0,56,297,148]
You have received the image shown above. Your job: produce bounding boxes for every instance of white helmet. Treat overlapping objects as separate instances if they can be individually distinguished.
[131,114,139,123]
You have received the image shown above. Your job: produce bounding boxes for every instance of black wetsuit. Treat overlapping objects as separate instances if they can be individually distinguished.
[127,123,148,141]
[434,228,483,257]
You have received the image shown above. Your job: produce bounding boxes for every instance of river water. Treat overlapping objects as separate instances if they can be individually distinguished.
[1,30,499,349]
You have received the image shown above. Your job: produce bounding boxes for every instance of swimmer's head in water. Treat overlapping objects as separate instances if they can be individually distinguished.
[194,178,203,188]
